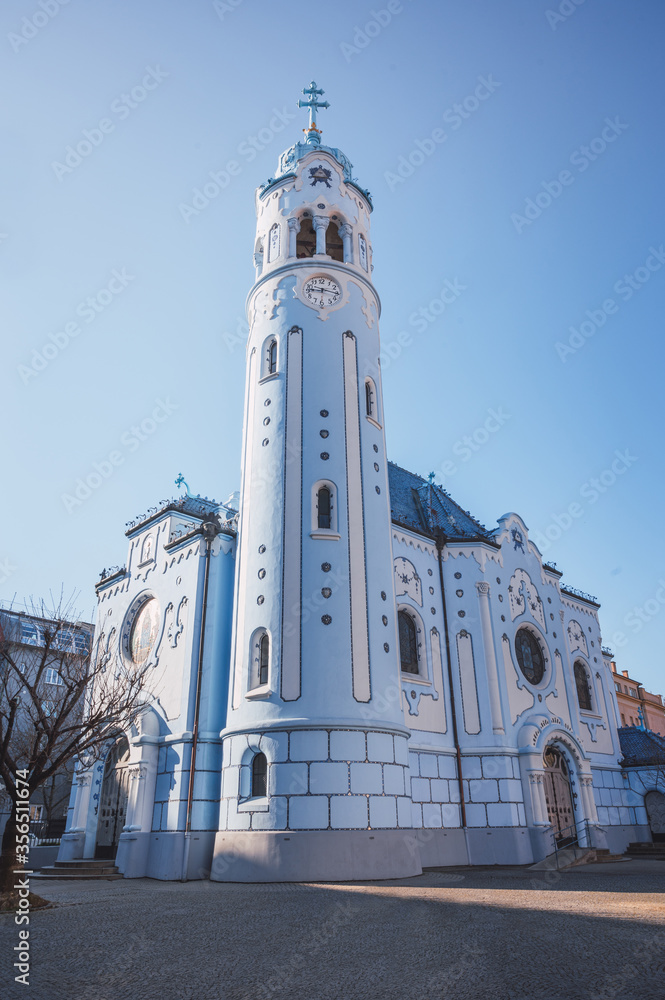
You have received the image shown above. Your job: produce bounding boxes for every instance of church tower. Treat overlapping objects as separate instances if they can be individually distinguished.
[212,84,418,881]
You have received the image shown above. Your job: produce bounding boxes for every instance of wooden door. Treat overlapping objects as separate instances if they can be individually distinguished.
[543,746,575,844]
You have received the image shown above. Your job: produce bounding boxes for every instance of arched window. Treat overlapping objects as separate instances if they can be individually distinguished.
[296,217,316,258]
[259,633,269,686]
[398,610,419,674]
[251,753,267,798]
[326,223,344,262]
[317,486,331,529]
[268,339,277,375]
[364,377,379,425]
[365,379,374,418]
[574,660,592,711]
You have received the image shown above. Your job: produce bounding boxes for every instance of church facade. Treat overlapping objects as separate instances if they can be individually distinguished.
[59,86,657,881]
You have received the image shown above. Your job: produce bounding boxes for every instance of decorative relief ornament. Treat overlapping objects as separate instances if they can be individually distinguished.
[394,557,422,605]
[309,164,332,187]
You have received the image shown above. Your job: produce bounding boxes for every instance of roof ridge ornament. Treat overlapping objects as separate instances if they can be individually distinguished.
[298,81,330,146]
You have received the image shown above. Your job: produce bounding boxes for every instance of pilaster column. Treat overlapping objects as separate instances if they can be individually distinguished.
[558,609,580,734]
[475,581,505,734]
[529,771,549,825]
[70,772,92,831]
[312,215,329,254]
[579,773,598,823]
[338,223,353,263]
[253,250,263,278]
[287,217,300,258]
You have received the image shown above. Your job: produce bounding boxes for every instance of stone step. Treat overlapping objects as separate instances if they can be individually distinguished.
[52,859,116,868]
[33,870,123,880]
[34,860,122,880]
[625,843,665,859]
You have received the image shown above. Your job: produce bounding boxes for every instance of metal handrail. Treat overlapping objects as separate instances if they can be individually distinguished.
[550,819,596,869]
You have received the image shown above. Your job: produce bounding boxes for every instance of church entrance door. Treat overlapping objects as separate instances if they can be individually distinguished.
[645,790,665,843]
[95,735,131,860]
[543,746,575,845]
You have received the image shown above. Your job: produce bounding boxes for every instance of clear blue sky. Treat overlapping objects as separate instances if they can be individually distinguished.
[2,0,664,694]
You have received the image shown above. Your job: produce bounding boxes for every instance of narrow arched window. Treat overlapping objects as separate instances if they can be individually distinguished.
[574,660,592,711]
[398,610,419,674]
[365,380,374,417]
[326,224,344,262]
[317,486,331,529]
[251,753,267,797]
[268,339,277,375]
[296,217,316,258]
[259,633,269,686]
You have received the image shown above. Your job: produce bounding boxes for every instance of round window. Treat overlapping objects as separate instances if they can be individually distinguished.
[515,628,545,684]
[129,599,160,665]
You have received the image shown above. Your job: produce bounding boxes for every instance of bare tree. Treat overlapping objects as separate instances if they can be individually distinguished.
[0,597,151,894]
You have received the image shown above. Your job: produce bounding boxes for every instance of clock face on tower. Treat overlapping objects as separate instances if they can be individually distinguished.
[302,275,342,307]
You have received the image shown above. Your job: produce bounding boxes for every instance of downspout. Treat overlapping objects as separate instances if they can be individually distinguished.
[181,518,218,881]
[435,533,467,828]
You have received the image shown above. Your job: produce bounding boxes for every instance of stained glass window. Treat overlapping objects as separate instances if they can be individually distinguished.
[515,628,545,684]
[130,599,159,665]
[574,660,592,710]
[399,611,419,674]
[317,487,331,530]
[251,753,267,798]
[259,633,269,686]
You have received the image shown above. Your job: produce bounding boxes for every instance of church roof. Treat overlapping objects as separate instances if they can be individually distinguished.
[388,462,491,541]
[618,727,665,767]
[125,495,234,537]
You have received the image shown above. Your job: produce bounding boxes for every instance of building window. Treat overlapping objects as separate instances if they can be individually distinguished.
[621,714,626,725]
[312,481,338,536]
[326,223,344,262]
[251,753,267,798]
[296,217,316,258]
[317,486,331,529]
[574,660,592,711]
[260,336,278,379]
[629,688,638,699]
[398,610,419,674]
[514,628,545,685]
[365,380,374,417]
[364,377,379,425]
[259,633,269,686]
[44,668,62,686]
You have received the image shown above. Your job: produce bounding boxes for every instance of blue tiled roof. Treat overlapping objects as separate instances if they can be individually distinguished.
[618,727,665,767]
[388,462,490,540]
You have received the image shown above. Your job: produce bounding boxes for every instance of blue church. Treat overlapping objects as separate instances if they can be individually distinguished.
[59,85,661,881]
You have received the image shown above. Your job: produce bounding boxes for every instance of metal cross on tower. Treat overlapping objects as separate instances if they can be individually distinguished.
[298,81,330,145]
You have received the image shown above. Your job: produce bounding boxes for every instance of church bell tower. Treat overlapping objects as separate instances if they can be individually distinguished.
[212,84,418,881]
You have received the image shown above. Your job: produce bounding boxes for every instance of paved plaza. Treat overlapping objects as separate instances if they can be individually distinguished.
[2,861,665,999]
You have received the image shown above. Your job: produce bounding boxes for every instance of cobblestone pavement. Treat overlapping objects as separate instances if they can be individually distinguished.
[2,860,665,1000]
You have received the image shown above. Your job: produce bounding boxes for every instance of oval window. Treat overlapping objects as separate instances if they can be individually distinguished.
[515,628,545,685]
[130,599,160,665]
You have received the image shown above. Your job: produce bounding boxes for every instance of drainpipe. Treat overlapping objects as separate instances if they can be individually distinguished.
[181,517,219,881]
[435,534,467,828]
